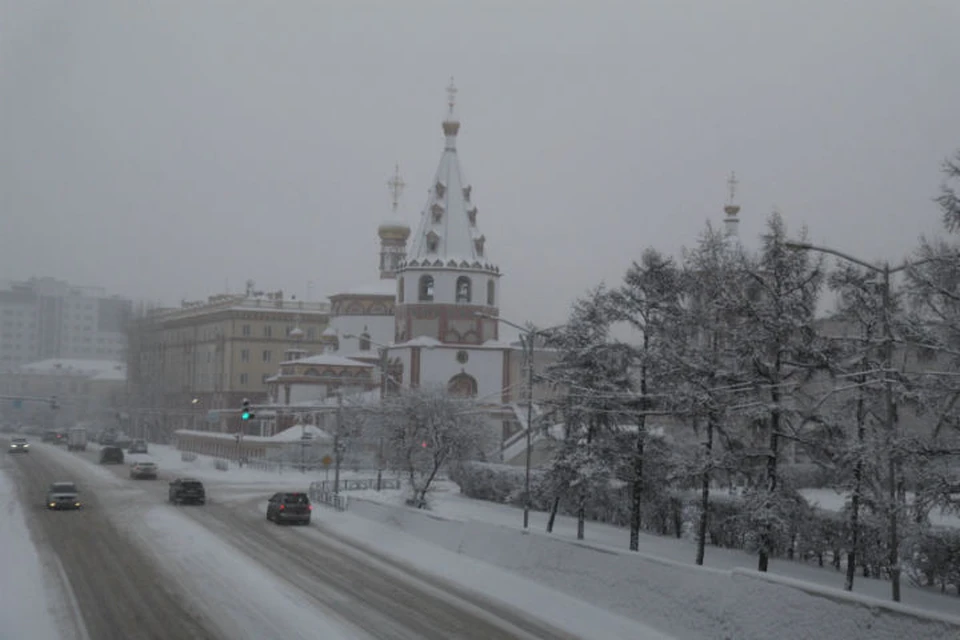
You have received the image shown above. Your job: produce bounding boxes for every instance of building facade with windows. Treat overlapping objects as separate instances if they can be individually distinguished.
[0,277,131,371]
[127,291,329,435]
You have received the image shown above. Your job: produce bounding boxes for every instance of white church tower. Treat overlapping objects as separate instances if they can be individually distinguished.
[391,80,506,397]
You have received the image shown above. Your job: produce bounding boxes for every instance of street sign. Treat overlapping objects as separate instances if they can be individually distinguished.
[206,410,220,424]
[321,455,332,466]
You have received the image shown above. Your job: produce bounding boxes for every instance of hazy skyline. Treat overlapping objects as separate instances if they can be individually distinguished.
[2,0,958,328]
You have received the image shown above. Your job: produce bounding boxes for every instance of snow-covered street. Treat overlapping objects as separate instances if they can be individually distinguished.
[9,440,675,639]
[0,457,82,640]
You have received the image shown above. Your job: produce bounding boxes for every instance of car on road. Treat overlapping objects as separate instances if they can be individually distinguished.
[8,437,29,453]
[46,481,82,510]
[128,439,148,454]
[99,445,125,465]
[168,478,205,505]
[266,492,312,525]
[130,461,158,480]
[43,430,66,444]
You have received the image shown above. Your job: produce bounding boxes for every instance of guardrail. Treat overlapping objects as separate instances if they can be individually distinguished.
[308,485,350,511]
[311,478,401,493]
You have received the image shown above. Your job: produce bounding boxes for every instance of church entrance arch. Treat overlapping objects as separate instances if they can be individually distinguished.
[447,373,478,398]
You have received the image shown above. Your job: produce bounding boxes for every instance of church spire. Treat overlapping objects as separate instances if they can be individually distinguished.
[724,171,741,239]
[402,81,496,269]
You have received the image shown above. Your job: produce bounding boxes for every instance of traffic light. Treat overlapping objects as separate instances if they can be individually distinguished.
[241,398,254,421]
[49,396,59,410]
[12,399,22,410]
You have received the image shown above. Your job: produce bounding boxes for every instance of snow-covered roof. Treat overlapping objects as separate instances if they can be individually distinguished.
[19,359,126,380]
[279,354,375,368]
[330,281,397,297]
[392,336,443,349]
[403,90,496,270]
[322,326,337,337]
[336,351,382,362]
[270,424,332,442]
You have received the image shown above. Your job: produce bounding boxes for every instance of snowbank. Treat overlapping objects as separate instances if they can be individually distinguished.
[344,498,960,640]
[0,466,81,640]
[316,510,674,640]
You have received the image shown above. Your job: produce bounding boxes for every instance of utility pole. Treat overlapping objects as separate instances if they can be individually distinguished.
[377,345,388,491]
[522,331,535,530]
[334,391,343,495]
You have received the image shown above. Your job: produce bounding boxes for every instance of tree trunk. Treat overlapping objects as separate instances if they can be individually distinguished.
[695,415,714,566]
[546,495,560,533]
[758,405,781,573]
[577,498,585,540]
[630,413,646,551]
[845,381,867,592]
[629,339,650,552]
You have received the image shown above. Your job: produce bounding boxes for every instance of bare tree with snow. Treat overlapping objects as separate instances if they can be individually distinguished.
[372,386,491,508]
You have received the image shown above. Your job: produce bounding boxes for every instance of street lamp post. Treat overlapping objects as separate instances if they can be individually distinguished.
[475,312,560,530]
[785,240,931,603]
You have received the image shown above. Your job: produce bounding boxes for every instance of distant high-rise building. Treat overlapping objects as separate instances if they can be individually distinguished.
[0,277,132,370]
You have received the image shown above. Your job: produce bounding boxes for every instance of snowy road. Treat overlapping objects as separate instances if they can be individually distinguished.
[8,443,219,639]
[7,442,579,639]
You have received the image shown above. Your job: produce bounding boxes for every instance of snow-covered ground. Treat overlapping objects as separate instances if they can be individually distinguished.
[298,507,675,640]
[0,463,83,640]
[330,480,960,639]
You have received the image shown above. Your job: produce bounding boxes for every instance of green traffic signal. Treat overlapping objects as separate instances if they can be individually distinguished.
[241,411,251,421]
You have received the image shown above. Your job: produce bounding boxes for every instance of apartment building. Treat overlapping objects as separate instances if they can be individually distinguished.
[127,290,329,433]
[0,277,131,370]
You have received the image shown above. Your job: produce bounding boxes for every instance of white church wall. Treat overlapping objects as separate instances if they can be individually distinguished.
[289,383,329,404]
[417,347,505,400]
[329,314,395,352]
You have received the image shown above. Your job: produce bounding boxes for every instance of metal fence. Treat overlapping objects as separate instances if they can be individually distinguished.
[311,478,401,493]
[308,485,350,511]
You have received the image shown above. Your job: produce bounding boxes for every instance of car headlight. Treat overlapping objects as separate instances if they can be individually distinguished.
[75,502,81,507]
[49,502,55,507]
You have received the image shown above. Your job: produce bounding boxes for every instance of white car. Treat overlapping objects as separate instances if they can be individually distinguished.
[130,461,158,480]
[8,437,29,453]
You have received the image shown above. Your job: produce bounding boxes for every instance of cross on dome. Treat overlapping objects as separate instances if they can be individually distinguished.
[446,77,457,117]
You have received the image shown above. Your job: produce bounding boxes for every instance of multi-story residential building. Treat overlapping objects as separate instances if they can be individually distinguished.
[127,288,329,435]
[0,277,131,370]
[0,358,126,429]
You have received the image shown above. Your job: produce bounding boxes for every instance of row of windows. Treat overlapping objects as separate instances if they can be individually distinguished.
[239,349,275,363]
[236,373,273,386]
[240,324,317,339]
[398,275,495,304]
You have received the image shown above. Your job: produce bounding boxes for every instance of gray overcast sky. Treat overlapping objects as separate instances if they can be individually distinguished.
[1,0,958,328]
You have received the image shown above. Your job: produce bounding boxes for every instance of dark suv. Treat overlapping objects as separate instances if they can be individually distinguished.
[266,492,312,525]
[99,446,124,464]
[169,478,206,505]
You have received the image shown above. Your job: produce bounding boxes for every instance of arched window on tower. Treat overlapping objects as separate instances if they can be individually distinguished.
[426,231,439,253]
[359,332,371,351]
[398,277,404,303]
[487,279,495,306]
[455,276,472,303]
[418,275,434,301]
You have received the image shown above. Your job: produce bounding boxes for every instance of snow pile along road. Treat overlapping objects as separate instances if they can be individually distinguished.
[0,463,82,640]
[333,497,960,640]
